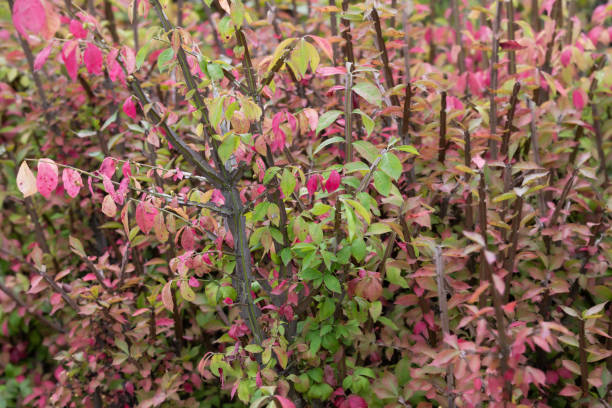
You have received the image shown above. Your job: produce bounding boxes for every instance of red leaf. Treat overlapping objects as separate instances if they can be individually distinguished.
[62,168,82,198]
[12,0,45,37]
[306,175,319,197]
[324,170,341,193]
[61,40,79,81]
[36,158,58,199]
[33,42,53,71]
[123,96,137,120]
[499,40,526,50]
[572,88,587,111]
[181,227,195,250]
[84,43,103,75]
[135,202,158,234]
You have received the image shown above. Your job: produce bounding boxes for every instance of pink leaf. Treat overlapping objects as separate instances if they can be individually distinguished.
[572,88,587,111]
[317,66,347,76]
[121,46,136,74]
[99,157,116,179]
[324,170,341,193]
[308,35,333,60]
[135,202,157,234]
[62,168,82,198]
[123,96,137,120]
[36,158,58,199]
[33,42,53,71]
[61,40,79,82]
[340,395,368,408]
[83,43,103,75]
[69,19,87,39]
[560,47,572,67]
[12,0,46,37]
[121,161,132,178]
[274,396,295,408]
[101,194,117,217]
[188,276,200,288]
[107,48,123,82]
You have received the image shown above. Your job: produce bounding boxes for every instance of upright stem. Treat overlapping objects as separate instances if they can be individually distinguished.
[438,91,447,163]
[340,0,355,68]
[450,0,465,73]
[478,175,511,400]
[132,0,139,52]
[488,0,502,159]
[506,0,516,75]
[435,247,455,408]
[344,71,353,162]
[329,0,339,65]
[371,8,400,107]
[500,82,521,159]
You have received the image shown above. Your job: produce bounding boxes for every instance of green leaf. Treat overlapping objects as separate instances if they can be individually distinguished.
[311,202,332,215]
[353,81,382,107]
[280,169,296,197]
[218,134,239,164]
[379,152,402,181]
[245,344,263,353]
[351,237,366,262]
[180,282,196,302]
[319,298,335,320]
[352,140,379,163]
[157,48,174,72]
[316,110,343,135]
[263,166,281,184]
[210,96,226,129]
[377,316,399,330]
[369,301,382,321]
[492,191,517,203]
[135,43,149,70]
[324,274,341,293]
[300,268,322,281]
[394,144,420,155]
[367,223,391,235]
[344,198,371,224]
[353,109,374,136]
[373,170,391,196]
[314,136,345,155]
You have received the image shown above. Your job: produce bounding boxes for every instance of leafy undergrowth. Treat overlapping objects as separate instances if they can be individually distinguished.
[0,0,611,407]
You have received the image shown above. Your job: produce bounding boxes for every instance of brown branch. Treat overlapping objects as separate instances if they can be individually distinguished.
[488,0,502,158]
[438,91,447,163]
[435,246,455,408]
[371,7,400,107]
[0,278,66,333]
[500,82,520,159]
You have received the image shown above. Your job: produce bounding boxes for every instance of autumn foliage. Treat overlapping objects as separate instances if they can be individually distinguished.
[0,0,611,407]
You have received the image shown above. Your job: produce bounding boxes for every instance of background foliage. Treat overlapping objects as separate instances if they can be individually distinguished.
[0,0,611,407]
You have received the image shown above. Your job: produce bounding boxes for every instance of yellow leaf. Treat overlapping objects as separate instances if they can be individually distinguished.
[16,161,36,198]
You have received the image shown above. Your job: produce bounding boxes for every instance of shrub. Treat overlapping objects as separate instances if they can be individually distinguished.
[0,0,611,407]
